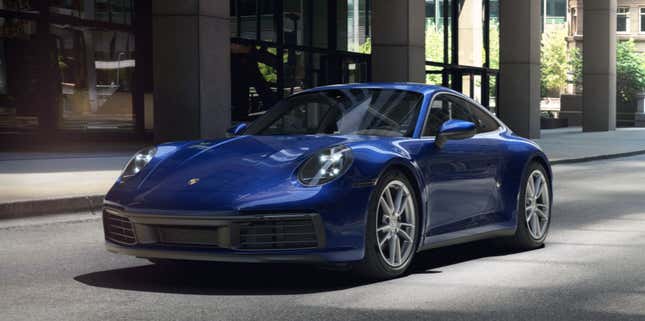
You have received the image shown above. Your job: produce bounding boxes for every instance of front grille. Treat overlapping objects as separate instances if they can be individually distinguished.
[156,226,222,247]
[237,218,319,250]
[103,210,137,245]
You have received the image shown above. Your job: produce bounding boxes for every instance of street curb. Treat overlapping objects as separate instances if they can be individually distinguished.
[550,149,645,165]
[0,195,104,220]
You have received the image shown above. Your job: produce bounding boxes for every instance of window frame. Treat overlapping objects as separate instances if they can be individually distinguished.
[570,7,578,36]
[640,7,645,34]
[420,92,503,138]
[617,7,631,34]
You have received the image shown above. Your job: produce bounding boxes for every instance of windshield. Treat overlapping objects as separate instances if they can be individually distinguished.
[245,89,423,137]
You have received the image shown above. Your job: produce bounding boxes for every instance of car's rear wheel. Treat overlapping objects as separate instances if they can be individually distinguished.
[353,170,419,279]
[508,162,552,249]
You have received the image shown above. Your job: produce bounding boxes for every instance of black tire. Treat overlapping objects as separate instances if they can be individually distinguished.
[353,170,420,280]
[506,162,552,250]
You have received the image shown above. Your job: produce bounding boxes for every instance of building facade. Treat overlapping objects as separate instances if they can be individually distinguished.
[568,0,645,52]
[0,0,620,146]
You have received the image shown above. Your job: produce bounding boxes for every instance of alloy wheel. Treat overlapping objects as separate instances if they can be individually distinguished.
[375,180,416,268]
[525,170,550,240]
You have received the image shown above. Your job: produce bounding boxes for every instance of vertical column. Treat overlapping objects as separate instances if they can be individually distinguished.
[583,0,616,132]
[152,0,231,142]
[370,0,425,83]
[499,0,541,138]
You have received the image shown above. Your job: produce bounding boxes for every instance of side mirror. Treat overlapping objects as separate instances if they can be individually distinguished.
[227,123,248,136]
[435,119,476,149]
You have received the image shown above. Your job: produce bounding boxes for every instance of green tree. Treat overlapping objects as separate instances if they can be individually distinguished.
[569,40,645,103]
[425,22,444,85]
[616,40,645,103]
[488,20,499,70]
[541,25,569,97]
[567,46,583,94]
[349,37,371,54]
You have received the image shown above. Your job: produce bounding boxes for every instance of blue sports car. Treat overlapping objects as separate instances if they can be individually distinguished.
[103,83,552,279]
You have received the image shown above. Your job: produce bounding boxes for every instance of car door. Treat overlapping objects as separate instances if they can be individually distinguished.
[417,93,504,236]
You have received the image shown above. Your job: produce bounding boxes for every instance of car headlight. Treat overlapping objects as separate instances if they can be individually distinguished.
[121,146,157,179]
[298,145,353,186]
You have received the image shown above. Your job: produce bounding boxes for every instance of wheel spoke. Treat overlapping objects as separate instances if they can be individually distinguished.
[526,210,535,223]
[533,215,541,237]
[394,235,402,265]
[377,225,391,233]
[384,188,395,214]
[379,233,392,247]
[389,234,397,263]
[396,194,408,217]
[527,176,535,197]
[535,208,548,221]
[394,188,404,214]
[533,176,542,199]
[379,197,393,216]
[398,229,413,242]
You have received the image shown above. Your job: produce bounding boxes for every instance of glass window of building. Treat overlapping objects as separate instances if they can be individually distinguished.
[543,0,566,24]
[230,0,370,122]
[49,0,134,25]
[424,0,499,110]
[348,0,370,53]
[51,24,136,130]
[0,18,41,130]
[640,8,645,33]
[0,0,38,12]
[617,7,630,33]
[570,8,578,35]
[0,0,141,133]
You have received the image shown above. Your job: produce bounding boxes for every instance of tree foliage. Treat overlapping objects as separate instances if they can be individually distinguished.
[541,25,569,97]
[569,40,645,103]
[425,22,444,85]
[616,40,645,103]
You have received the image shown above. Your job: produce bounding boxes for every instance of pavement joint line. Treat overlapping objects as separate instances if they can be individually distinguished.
[2,150,645,220]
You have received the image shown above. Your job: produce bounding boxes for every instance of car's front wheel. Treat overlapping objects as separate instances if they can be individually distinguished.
[354,170,419,279]
[508,162,552,249]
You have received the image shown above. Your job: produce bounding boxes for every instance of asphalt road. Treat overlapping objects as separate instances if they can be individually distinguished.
[2,156,645,321]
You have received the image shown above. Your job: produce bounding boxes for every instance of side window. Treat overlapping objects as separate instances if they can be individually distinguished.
[422,95,451,136]
[423,94,499,136]
[423,95,475,136]
[463,101,500,133]
[446,96,477,124]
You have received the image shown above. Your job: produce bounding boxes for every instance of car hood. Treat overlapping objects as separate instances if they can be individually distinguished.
[109,135,363,212]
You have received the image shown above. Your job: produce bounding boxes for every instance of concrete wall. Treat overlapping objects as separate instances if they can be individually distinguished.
[583,0,617,132]
[370,0,426,83]
[152,0,231,143]
[499,0,542,138]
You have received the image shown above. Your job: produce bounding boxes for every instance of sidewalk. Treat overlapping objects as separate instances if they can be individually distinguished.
[534,127,645,164]
[2,127,645,219]
[0,152,133,218]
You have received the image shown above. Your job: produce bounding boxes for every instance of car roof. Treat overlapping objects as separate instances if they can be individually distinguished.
[299,82,455,96]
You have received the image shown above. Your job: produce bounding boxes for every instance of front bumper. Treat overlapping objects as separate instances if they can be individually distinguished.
[103,206,362,263]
